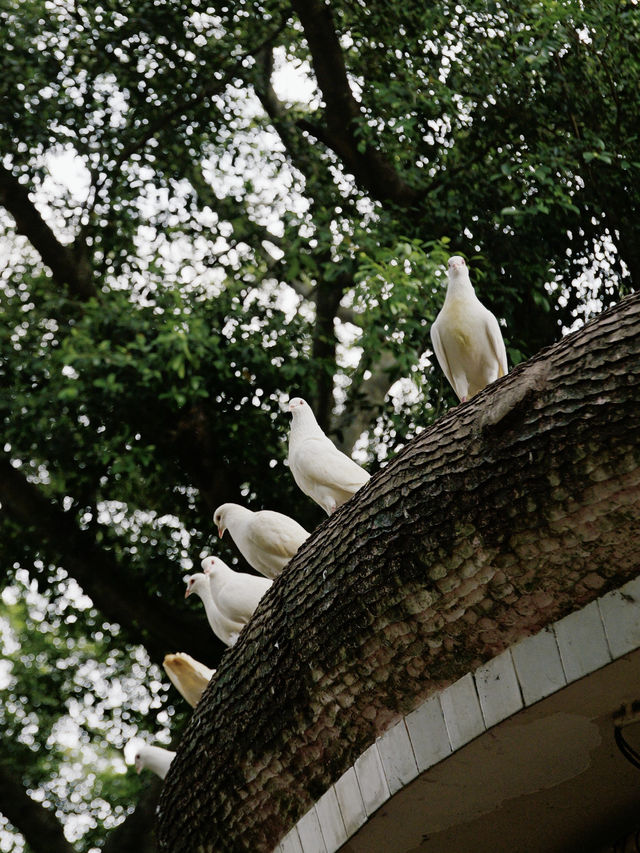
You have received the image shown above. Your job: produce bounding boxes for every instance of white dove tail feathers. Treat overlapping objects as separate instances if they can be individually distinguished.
[163,653,214,708]
[287,397,370,515]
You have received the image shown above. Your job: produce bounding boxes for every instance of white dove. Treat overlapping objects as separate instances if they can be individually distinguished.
[133,744,176,780]
[163,652,215,708]
[430,255,508,402]
[184,572,245,647]
[287,397,370,515]
[213,502,310,579]
[201,555,272,625]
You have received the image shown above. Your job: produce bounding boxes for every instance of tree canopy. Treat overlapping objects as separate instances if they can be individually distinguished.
[0,0,638,850]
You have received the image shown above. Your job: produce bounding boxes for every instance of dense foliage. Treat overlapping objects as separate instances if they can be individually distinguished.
[0,0,638,849]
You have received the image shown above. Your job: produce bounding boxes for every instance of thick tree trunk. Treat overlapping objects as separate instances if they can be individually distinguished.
[157,293,640,852]
[0,165,96,300]
[290,0,419,206]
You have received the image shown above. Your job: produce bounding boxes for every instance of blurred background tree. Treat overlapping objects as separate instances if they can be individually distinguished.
[0,0,638,849]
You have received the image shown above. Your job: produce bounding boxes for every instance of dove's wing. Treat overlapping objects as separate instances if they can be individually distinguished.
[206,590,246,641]
[484,310,508,378]
[218,576,272,624]
[216,583,251,624]
[430,320,457,393]
[295,435,369,491]
[249,529,293,560]
[247,513,308,560]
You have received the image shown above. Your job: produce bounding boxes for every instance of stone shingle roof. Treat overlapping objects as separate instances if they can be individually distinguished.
[158,292,640,852]
[278,573,640,851]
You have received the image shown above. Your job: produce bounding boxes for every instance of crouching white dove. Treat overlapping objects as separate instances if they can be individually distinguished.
[287,397,370,515]
[133,744,176,780]
[163,652,215,708]
[430,255,508,402]
[201,555,272,624]
[184,572,245,646]
[213,502,310,578]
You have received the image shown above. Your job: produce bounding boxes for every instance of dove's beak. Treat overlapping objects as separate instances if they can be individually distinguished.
[218,527,224,538]
[184,587,191,599]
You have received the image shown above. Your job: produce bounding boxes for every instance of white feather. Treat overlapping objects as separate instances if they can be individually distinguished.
[133,744,175,780]
[184,572,245,646]
[201,555,272,625]
[287,397,370,515]
[430,256,508,402]
[213,503,309,578]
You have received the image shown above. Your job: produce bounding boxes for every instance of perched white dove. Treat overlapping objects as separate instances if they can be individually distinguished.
[213,502,310,579]
[133,744,176,780]
[184,572,245,647]
[201,555,272,624]
[287,397,370,515]
[430,255,508,402]
[163,652,215,708]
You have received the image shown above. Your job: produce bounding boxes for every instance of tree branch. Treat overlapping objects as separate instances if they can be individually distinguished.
[0,457,222,666]
[0,762,75,853]
[184,161,287,270]
[104,18,290,182]
[159,401,245,517]
[0,164,95,300]
[289,0,419,205]
[311,270,350,431]
[106,77,230,181]
[253,47,341,205]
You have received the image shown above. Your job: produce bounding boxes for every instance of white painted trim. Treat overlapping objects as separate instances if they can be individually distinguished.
[274,575,640,852]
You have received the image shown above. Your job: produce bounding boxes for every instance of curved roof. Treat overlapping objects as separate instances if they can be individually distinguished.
[280,576,640,852]
[157,292,640,852]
